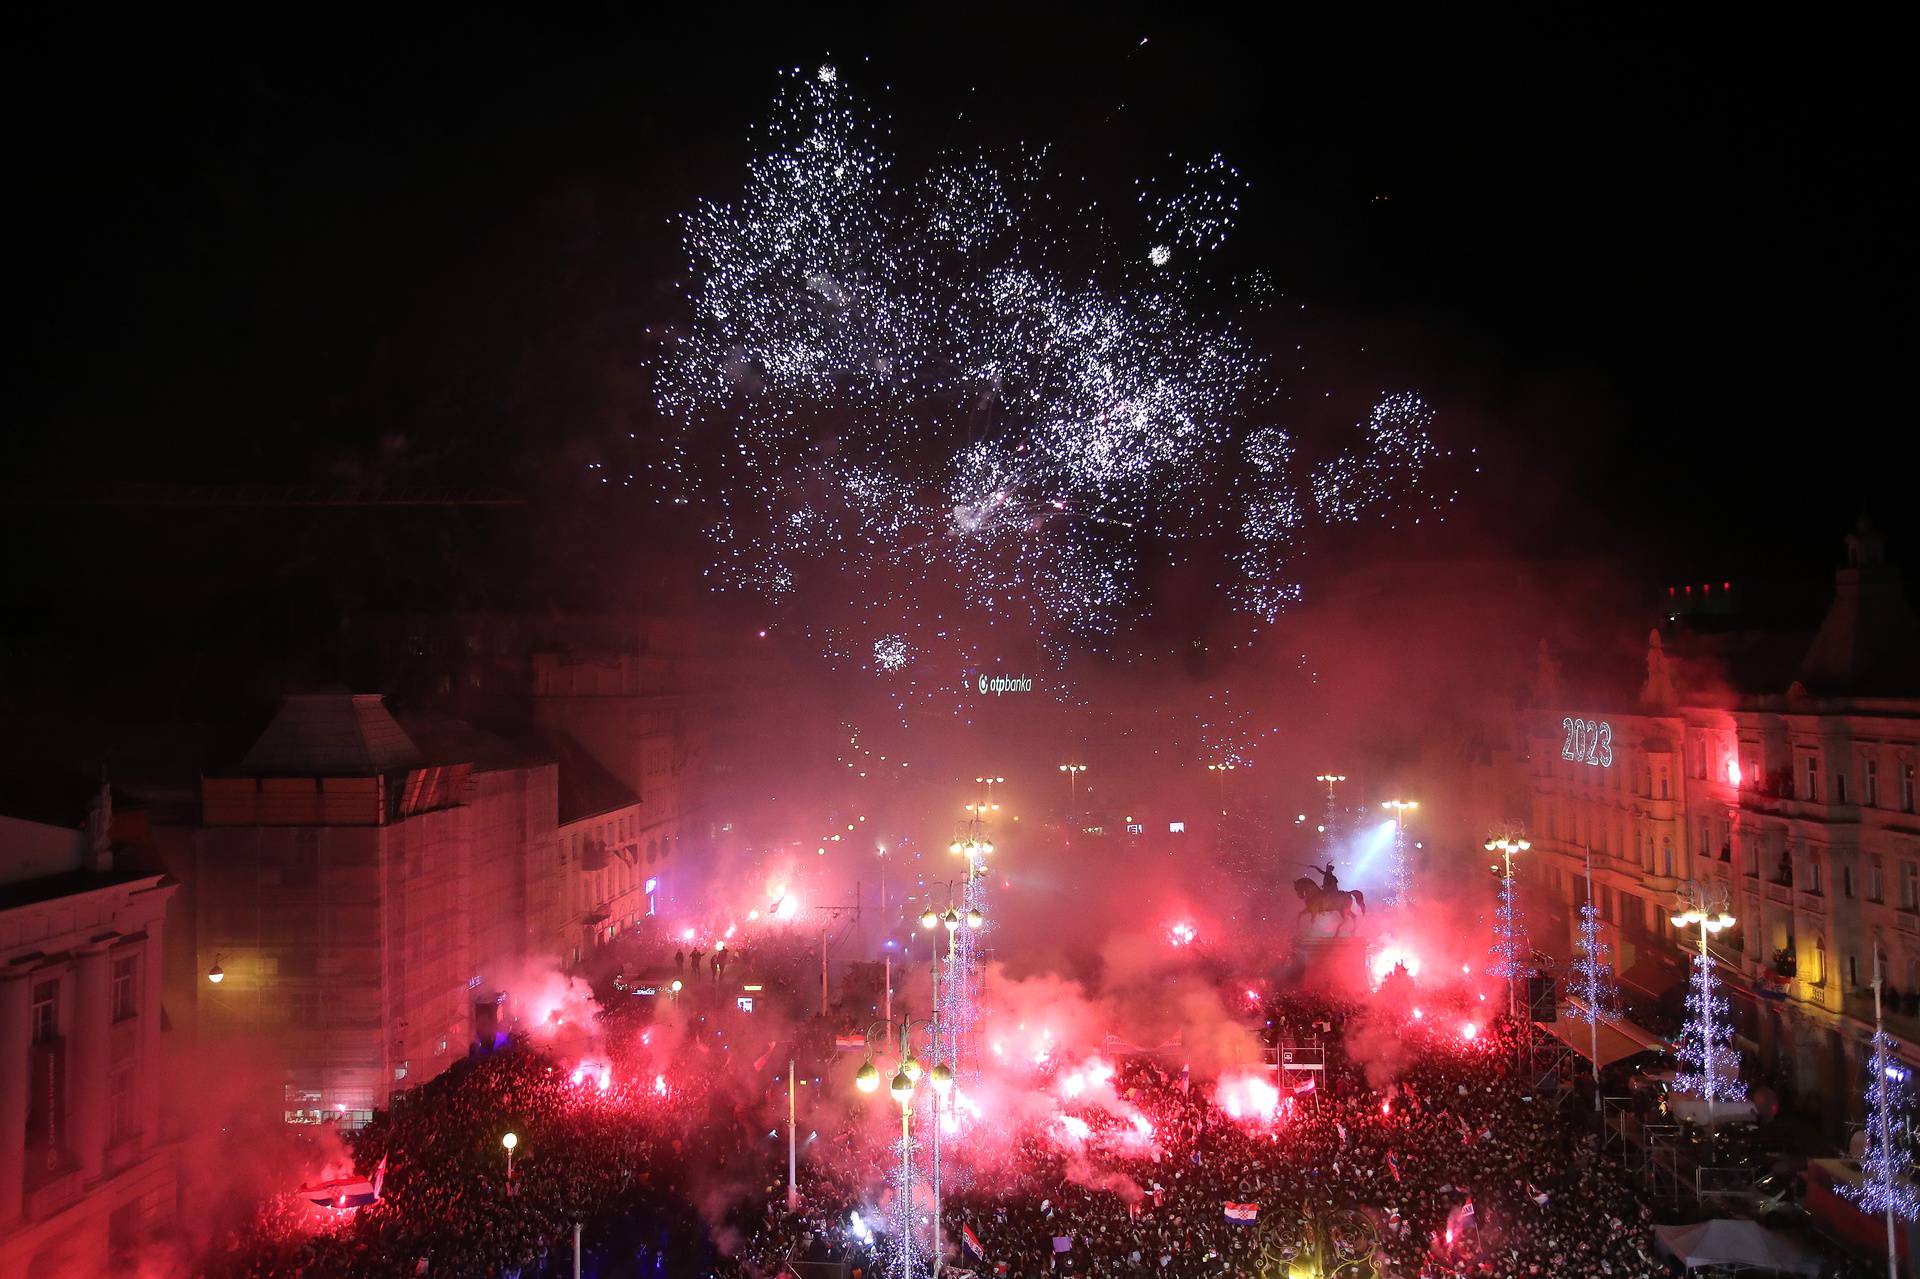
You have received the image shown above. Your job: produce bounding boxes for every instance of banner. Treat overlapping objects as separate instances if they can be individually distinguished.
[1224,1202,1260,1224]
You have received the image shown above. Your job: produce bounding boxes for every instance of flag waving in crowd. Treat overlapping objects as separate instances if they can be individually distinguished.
[1223,1202,1260,1224]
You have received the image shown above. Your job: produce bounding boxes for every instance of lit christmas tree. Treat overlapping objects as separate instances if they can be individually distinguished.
[1381,800,1418,909]
[1670,894,1745,1107]
[1843,954,1920,1272]
[1485,837,1534,1016]
[1565,879,1620,1104]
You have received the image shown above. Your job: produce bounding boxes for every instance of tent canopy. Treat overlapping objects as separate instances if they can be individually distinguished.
[1538,1004,1667,1068]
[1652,1219,1822,1276]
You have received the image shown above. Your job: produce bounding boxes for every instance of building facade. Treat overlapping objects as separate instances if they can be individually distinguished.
[161,695,560,1123]
[1500,532,1920,1131]
[1,788,176,1278]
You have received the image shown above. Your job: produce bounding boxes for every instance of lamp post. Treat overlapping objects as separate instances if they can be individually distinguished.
[502,1131,517,1183]
[1668,882,1737,1126]
[1314,774,1346,846]
[1484,835,1532,1019]
[206,954,226,985]
[856,1009,946,1279]
[1381,800,1419,908]
[1058,764,1086,820]
[1207,762,1237,815]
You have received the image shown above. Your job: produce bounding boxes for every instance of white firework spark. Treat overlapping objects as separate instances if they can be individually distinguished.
[647,71,1455,702]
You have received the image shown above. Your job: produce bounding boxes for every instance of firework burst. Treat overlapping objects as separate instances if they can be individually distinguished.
[647,69,1457,699]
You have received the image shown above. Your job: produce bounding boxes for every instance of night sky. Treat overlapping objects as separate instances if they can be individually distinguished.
[9,10,1913,636]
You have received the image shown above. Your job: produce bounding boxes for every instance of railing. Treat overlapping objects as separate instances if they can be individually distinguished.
[1766,882,1793,906]
[1797,891,1827,915]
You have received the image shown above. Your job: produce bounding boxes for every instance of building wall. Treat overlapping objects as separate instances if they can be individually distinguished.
[0,866,176,1279]
[1489,691,1920,1135]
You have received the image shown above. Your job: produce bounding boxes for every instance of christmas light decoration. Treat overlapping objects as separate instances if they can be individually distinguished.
[1565,874,1620,1104]
[1843,952,1920,1274]
[1381,800,1417,909]
[1670,887,1745,1110]
[1484,836,1533,1017]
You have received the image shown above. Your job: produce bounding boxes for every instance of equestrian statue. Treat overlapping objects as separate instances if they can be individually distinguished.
[1292,861,1366,936]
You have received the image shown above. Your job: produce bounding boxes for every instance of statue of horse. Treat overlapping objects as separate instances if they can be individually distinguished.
[1293,878,1366,935]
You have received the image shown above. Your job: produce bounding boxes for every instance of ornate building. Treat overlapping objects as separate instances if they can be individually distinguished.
[1,784,176,1276]
[1504,529,1920,1129]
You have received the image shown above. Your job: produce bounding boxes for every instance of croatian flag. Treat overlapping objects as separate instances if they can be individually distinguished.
[1291,1076,1316,1097]
[962,1223,989,1262]
[1224,1202,1260,1224]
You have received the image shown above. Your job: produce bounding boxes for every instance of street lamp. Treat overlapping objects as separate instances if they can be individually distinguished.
[1670,882,1737,1124]
[1484,835,1532,1018]
[1058,763,1087,818]
[206,955,226,985]
[1382,800,1419,908]
[855,1012,949,1279]
[1314,773,1347,843]
[502,1131,518,1182]
[1207,762,1237,814]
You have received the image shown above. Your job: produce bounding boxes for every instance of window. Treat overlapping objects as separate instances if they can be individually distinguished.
[1843,864,1856,899]
[1662,841,1675,877]
[1870,864,1884,903]
[1836,772,1849,804]
[1659,769,1670,800]
[31,980,57,1043]
[109,1064,137,1141]
[1866,759,1880,808]
[1904,863,1918,911]
[112,955,138,1022]
[1804,757,1820,802]
[1850,954,1860,989]
[1809,860,1822,894]
[1746,843,1759,877]
[1903,763,1916,813]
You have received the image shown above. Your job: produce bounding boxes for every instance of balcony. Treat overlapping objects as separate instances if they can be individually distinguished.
[1765,882,1793,906]
[25,1167,83,1221]
[1796,891,1828,916]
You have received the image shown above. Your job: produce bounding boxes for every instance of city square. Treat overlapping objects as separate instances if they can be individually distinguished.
[2,10,1913,1279]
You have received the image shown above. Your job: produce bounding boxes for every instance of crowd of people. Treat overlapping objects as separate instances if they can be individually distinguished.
[206,954,1885,1278]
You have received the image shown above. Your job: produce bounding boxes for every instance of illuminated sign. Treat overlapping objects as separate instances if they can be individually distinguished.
[1169,822,1186,833]
[975,674,1034,696]
[1561,717,1614,768]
